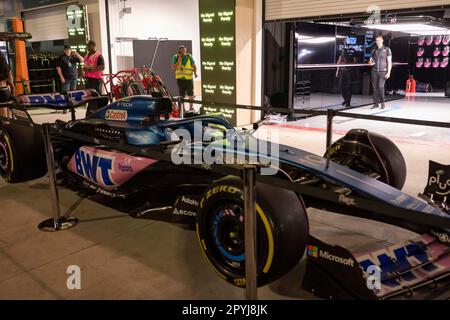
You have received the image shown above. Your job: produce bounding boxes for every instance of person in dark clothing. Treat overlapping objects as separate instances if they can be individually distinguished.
[369,35,392,109]
[0,52,15,121]
[83,40,105,94]
[56,45,84,92]
[336,47,355,107]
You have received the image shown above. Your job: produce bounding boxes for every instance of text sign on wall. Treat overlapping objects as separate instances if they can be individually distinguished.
[199,0,237,125]
[66,4,89,88]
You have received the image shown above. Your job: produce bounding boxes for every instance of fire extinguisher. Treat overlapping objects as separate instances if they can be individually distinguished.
[411,76,416,93]
[406,75,416,93]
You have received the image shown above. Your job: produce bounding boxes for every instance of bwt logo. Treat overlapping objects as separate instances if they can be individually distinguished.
[74,149,114,186]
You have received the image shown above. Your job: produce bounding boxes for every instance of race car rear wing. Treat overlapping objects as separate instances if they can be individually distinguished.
[1,89,110,123]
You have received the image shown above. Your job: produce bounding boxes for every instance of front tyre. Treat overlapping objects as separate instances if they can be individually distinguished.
[196,177,309,287]
[325,129,407,189]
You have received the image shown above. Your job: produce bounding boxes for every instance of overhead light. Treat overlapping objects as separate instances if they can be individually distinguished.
[116,37,139,42]
[361,23,450,36]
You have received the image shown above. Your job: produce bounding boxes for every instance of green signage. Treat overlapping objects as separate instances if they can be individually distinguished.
[199,0,237,125]
[66,4,89,88]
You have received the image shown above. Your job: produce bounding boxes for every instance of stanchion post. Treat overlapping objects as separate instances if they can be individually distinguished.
[326,108,334,152]
[38,123,78,232]
[177,96,184,119]
[243,165,257,300]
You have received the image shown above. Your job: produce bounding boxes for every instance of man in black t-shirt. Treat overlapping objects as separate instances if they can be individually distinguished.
[369,35,392,109]
[56,45,84,92]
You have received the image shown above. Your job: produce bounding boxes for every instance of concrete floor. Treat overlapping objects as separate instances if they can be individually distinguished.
[0,96,449,299]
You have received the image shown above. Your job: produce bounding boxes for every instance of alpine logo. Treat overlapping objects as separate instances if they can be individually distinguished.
[74,148,115,187]
[308,245,355,267]
[105,109,128,121]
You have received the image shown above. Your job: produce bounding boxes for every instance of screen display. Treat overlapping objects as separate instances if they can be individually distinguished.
[296,22,336,65]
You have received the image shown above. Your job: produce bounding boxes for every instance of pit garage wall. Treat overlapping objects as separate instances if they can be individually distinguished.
[106,0,202,95]
[265,0,450,21]
[104,0,262,126]
[26,0,261,126]
[236,0,263,125]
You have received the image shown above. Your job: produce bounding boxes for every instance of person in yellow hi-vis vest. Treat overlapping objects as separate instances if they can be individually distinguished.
[171,45,198,111]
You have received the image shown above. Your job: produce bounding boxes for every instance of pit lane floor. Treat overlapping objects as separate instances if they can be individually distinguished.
[0,97,448,299]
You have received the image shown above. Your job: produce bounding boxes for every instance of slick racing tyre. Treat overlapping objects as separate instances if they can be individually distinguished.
[324,129,407,190]
[0,124,46,183]
[196,177,309,287]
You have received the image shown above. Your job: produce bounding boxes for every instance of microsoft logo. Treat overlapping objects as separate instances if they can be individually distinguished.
[307,245,318,258]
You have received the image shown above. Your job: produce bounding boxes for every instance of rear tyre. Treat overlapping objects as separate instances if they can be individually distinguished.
[196,177,309,287]
[129,82,146,95]
[0,124,46,183]
[325,129,407,189]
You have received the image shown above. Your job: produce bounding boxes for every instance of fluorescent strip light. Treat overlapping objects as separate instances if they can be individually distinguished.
[361,23,450,36]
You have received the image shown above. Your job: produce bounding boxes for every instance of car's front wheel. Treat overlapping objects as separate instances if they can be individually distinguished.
[196,177,309,288]
[324,129,407,190]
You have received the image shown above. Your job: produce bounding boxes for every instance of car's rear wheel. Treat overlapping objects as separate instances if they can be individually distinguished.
[0,124,47,183]
[196,177,309,287]
[324,129,407,189]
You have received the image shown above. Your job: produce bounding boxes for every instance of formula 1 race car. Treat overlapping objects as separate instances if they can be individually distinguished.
[0,90,449,300]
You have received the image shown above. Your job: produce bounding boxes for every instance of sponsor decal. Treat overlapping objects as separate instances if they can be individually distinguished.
[438,233,449,243]
[118,163,133,172]
[308,245,355,267]
[68,146,157,190]
[105,109,128,121]
[18,90,93,105]
[200,186,239,208]
[431,230,450,244]
[181,196,199,207]
[307,245,318,258]
[74,148,115,187]
[117,101,132,108]
[234,278,245,286]
[173,208,196,217]
[425,161,450,198]
[338,194,357,206]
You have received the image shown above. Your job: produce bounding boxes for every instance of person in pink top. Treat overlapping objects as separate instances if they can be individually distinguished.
[83,40,105,94]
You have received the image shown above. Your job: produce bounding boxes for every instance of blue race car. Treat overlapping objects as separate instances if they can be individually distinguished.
[0,90,449,299]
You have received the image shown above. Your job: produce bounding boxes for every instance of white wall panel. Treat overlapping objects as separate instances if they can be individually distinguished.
[23,5,68,42]
[266,0,450,21]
